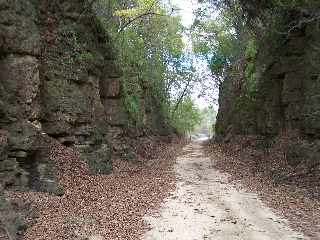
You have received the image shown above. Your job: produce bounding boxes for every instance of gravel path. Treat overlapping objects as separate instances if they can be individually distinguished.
[143,140,309,240]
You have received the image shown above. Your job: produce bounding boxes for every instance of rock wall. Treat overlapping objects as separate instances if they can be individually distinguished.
[0,0,129,237]
[216,16,320,163]
[0,0,174,238]
[0,0,129,195]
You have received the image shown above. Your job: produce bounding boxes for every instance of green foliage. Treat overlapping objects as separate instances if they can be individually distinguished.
[60,24,94,69]
[171,96,203,135]
[272,0,315,9]
[125,94,142,122]
[191,15,237,84]
[245,39,258,60]
[194,106,217,134]
[92,0,201,133]
[242,39,260,100]
[193,0,319,113]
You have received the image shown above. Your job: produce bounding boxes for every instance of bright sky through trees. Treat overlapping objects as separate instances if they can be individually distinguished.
[171,0,197,27]
[171,0,219,109]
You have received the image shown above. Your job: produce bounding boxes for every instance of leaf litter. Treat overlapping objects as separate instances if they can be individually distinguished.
[5,132,320,240]
[5,136,188,240]
[203,133,320,239]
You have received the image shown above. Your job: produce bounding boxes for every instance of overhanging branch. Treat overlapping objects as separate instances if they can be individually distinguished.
[115,8,175,41]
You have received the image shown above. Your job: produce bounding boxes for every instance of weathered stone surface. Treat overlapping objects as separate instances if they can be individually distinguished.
[2,129,35,196]
[0,0,41,55]
[304,115,320,137]
[0,186,29,240]
[89,75,107,119]
[20,147,66,196]
[3,120,42,152]
[0,132,8,161]
[101,98,128,126]
[10,151,28,158]
[286,141,320,166]
[73,124,93,136]
[0,55,41,121]
[99,77,121,98]
[102,61,122,78]
[0,158,29,192]
[216,18,320,140]
[83,145,112,175]
[0,0,133,238]
[31,164,65,196]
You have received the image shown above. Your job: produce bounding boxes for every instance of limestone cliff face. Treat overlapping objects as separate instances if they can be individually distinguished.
[0,0,132,196]
[0,0,132,236]
[216,17,320,163]
[0,0,173,237]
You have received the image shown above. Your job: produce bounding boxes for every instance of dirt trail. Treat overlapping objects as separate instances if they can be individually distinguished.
[143,140,309,240]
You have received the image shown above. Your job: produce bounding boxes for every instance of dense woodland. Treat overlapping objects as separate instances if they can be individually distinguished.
[89,0,320,137]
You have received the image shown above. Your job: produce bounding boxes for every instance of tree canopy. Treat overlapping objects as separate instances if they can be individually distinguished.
[86,0,320,135]
[89,0,208,135]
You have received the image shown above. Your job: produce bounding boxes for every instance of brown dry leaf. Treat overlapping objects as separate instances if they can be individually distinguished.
[203,134,320,239]
[5,135,187,240]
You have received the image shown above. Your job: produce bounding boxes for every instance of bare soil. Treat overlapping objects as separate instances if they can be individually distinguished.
[143,140,309,240]
[4,136,320,240]
[203,135,320,240]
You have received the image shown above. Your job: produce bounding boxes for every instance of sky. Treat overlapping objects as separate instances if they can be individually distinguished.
[171,0,198,27]
[170,0,219,110]
[171,0,198,48]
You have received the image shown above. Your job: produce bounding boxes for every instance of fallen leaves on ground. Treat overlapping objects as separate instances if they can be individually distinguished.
[203,133,320,239]
[5,136,188,240]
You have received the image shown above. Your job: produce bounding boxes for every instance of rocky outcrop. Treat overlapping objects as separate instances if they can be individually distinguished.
[0,0,174,239]
[0,1,130,238]
[1,0,172,161]
[216,14,320,166]
[0,0,128,194]
[0,131,29,192]
[0,0,130,238]
[0,186,27,240]
[0,0,173,189]
[0,186,41,240]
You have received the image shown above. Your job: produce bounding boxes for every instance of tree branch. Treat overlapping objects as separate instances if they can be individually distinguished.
[277,160,320,182]
[170,77,192,120]
[274,11,320,35]
[115,8,174,41]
